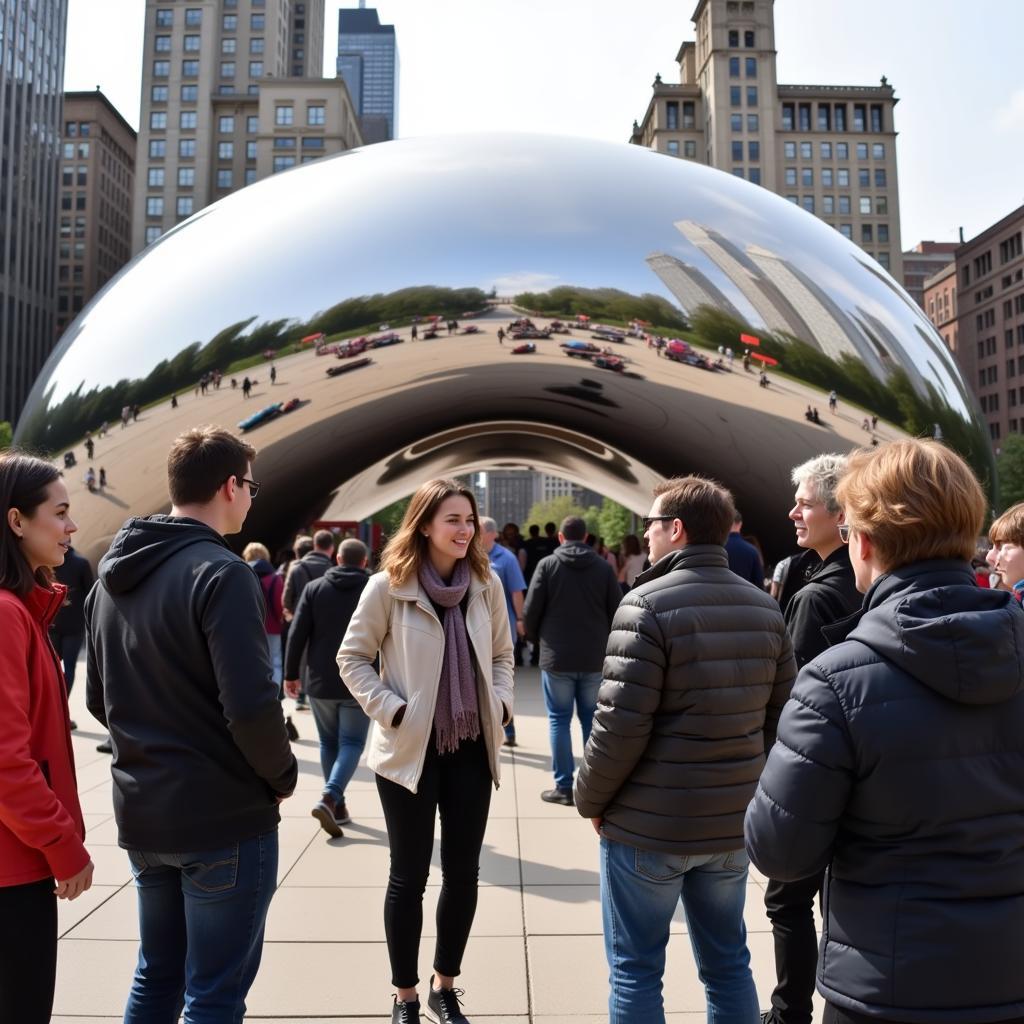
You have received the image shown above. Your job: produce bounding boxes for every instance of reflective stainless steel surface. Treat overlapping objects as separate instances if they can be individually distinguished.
[16,133,990,562]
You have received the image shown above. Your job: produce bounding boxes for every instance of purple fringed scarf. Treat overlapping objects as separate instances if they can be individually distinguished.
[418,557,480,754]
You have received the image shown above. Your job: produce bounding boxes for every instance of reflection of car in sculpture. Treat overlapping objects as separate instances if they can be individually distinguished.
[326,356,372,377]
[315,341,338,356]
[664,339,713,369]
[592,328,626,343]
[593,355,625,372]
[548,321,570,334]
[561,340,601,358]
[337,337,369,358]
[368,331,403,348]
[460,325,481,335]
[511,342,536,354]
[238,402,284,431]
[512,327,552,340]
[422,328,440,340]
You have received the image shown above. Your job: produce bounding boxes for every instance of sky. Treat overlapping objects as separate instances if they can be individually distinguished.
[64,0,1024,248]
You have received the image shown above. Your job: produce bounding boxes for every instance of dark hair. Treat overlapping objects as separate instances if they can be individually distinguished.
[560,516,587,541]
[622,533,642,557]
[0,451,62,596]
[653,475,736,545]
[339,537,368,567]
[167,425,255,506]
[313,529,335,551]
[544,521,556,534]
[528,524,540,537]
[296,538,314,558]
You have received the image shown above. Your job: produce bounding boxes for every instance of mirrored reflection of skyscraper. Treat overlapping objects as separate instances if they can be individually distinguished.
[645,252,742,322]
[0,0,67,425]
[337,6,398,143]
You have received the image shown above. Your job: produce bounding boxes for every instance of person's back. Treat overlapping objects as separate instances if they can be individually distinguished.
[283,532,334,618]
[747,439,1024,1023]
[725,516,764,587]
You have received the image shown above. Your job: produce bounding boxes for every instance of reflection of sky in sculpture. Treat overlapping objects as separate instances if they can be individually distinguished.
[31,132,969,420]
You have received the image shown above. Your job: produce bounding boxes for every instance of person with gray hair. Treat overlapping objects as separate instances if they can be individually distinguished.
[760,452,861,1024]
[284,537,371,835]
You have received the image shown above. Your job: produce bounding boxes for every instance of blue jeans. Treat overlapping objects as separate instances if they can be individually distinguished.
[308,698,370,802]
[601,837,758,1024]
[265,633,282,686]
[124,830,279,1024]
[541,670,602,790]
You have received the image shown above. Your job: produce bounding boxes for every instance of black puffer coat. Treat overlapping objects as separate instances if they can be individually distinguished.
[574,545,796,854]
[745,560,1024,1022]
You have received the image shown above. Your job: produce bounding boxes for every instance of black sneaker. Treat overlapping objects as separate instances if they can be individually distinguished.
[541,787,574,806]
[285,715,299,741]
[426,977,468,1023]
[334,799,351,825]
[312,796,343,838]
[69,720,78,731]
[96,738,112,754]
[392,996,421,1024]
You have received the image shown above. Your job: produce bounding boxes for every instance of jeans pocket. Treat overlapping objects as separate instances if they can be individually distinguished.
[181,843,240,893]
[634,847,688,882]
[722,848,750,873]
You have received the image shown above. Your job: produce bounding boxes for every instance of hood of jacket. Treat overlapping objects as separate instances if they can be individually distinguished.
[553,540,602,569]
[841,559,1024,706]
[248,558,275,578]
[98,515,230,595]
[324,564,370,590]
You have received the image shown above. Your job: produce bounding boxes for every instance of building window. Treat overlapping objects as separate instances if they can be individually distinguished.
[183,60,199,77]
[823,195,835,214]
[836,142,849,159]
[857,142,868,160]
[307,104,325,126]
[747,113,758,131]
[731,140,743,161]
[219,115,235,133]
[184,34,200,52]
[273,137,296,149]
[837,168,849,187]
[218,142,234,159]
[302,137,325,149]
[145,226,161,245]
[154,35,171,52]
[782,104,794,130]
[684,140,696,158]
[667,140,679,156]
[749,167,761,185]
[251,37,265,54]
[251,13,265,29]
[217,169,233,189]
[732,168,745,179]
[786,195,798,204]
[151,84,168,102]
[180,111,197,129]
[870,105,883,132]
[802,196,815,213]
[838,195,851,214]
[222,37,237,53]
[273,155,296,173]
[745,57,756,78]
[276,105,295,125]
[153,60,169,77]
[817,104,831,131]
[728,29,739,46]
[744,29,755,46]
[683,101,695,128]
[185,7,201,25]
[798,103,811,131]
[181,84,198,101]
[821,168,833,187]
[729,56,740,77]
[179,138,196,158]
[249,61,264,77]
[875,168,887,187]
[833,104,846,132]
[147,167,165,187]
[859,197,871,214]
[820,141,832,159]
[858,168,870,187]
[785,167,797,186]
[801,168,813,186]
[156,8,173,27]
[176,196,193,218]
[800,141,812,159]
[839,224,852,240]
[853,104,866,131]
[150,111,167,130]
[221,61,235,78]
[245,168,257,185]
[246,140,257,159]
[730,86,741,108]
[178,167,195,187]
[246,116,259,134]
[730,112,742,131]
[223,14,237,30]
[878,252,890,270]
[872,143,885,159]
[862,224,873,243]
[146,197,164,217]
[783,141,796,159]
[748,140,760,161]
[149,139,166,158]
[62,142,74,159]
[747,86,758,106]
[878,224,889,243]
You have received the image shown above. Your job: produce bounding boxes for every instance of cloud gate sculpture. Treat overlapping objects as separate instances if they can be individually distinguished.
[16,133,990,563]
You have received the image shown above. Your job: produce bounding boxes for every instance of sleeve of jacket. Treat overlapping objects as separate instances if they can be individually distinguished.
[282,561,302,614]
[0,606,90,880]
[284,583,313,680]
[763,628,797,751]
[84,586,107,728]
[201,562,297,797]
[744,659,855,881]
[785,587,834,669]
[488,573,515,723]
[604,563,622,630]
[336,574,406,726]
[574,595,666,818]
[522,560,547,643]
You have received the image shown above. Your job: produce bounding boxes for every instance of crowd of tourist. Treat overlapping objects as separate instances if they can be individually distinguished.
[2,427,1024,1024]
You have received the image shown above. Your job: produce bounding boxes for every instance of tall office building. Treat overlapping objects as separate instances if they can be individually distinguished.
[0,0,67,425]
[901,240,958,310]
[337,6,398,143]
[133,0,362,255]
[631,0,903,281]
[57,90,136,336]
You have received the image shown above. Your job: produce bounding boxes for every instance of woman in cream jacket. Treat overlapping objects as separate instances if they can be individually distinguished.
[337,478,513,1024]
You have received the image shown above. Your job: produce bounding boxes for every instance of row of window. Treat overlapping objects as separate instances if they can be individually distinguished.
[151,59,263,78]
[149,104,326,133]
[729,86,758,108]
[728,56,757,79]
[782,140,885,161]
[784,167,887,189]
[155,8,203,28]
[726,28,757,48]
[785,194,889,217]
[63,121,91,138]
[782,102,884,133]
[61,166,87,187]
[62,141,89,159]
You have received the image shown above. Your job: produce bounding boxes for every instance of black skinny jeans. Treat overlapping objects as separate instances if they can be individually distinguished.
[376,732,492,989]
[0,878,58,1024]
[764,869,825,1024]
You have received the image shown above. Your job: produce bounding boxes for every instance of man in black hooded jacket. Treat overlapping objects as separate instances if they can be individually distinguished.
[85,427,296,1023]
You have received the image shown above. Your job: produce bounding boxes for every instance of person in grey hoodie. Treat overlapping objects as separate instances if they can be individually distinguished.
[85,427,297,1024]
[522,515,621,805]
[746,440,1024,1024]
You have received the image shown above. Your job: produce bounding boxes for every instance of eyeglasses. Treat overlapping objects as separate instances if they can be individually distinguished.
[642,515,677,531]
[838,524,851,543]
[239,476,260,497]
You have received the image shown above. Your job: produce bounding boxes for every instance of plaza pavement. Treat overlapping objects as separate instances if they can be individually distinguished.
[55,663,823,1023]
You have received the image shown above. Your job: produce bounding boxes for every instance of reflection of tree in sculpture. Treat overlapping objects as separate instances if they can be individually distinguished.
[513,286,687,331]
[18,285,489,453]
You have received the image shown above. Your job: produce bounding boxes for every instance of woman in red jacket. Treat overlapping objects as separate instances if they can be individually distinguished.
[0,451,93,1023]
